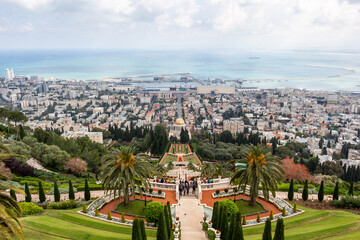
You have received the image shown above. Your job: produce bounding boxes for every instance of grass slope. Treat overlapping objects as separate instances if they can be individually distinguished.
[115,200,146,216]
[235,199,265,215]
[243,206,360,240]
[20,208,156,240]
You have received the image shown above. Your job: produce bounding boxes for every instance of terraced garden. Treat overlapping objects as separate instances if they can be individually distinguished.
[243,206,360,240]
[20,208,157,240]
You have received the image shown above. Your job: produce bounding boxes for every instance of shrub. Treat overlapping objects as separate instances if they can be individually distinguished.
[0,162,12,180]
[242,215,246,225]
[282,207,286,217]
[25,182,31,202]
[19,202,43,215]
[95,207,99,216]
[331,195,360,209]
[139,218,146,240]
[202,221,209,231]
[64,158,87,175]
[82,202,87,213]
[107,210,112,220]
[273,218,285,240]
[216,190,220,195]
[144,201,164,224]
[4,158,35,177]
[211,201,219,229]
[262,217,272,240]
[224,188,229,194]
[47,200,79,209]
[269,210,273,220]
[158,189,162,195]
[121,213,126,223]
[294,203,298,212]
[256,212,261,223]
[149,189,153,194]
[219,199,238,219]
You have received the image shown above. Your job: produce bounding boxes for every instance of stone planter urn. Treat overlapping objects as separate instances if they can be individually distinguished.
[174,231,179,238]
[215,231,221,240]
[208,222,212,229]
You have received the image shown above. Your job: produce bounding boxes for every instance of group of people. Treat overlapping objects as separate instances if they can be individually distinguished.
[179,180,198,196]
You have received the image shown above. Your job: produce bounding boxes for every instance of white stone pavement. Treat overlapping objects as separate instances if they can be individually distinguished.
[176,196,207,240]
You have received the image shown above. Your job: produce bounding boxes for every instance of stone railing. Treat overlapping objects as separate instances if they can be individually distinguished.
[150,181,176,190]
[201,178,231,190]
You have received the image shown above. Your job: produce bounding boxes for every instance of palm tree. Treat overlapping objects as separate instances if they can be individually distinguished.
[231,144,284,206]
[0,142,25,239]
[201,162,214,178]
[101,146,153,206]
[155,164,167,178]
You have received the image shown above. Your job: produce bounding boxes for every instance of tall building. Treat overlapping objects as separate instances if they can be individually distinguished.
[5,68,14,81]
[223,118,244,135]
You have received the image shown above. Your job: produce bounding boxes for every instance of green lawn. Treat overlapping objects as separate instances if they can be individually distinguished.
[20,208,157,240]
[242,206,360,240]
[114,200,147,216]
[161,154,178,164]
[235,199,265,215]
[183,154,200,165]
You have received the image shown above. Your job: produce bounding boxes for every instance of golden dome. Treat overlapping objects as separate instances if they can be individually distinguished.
[175,118,185,125]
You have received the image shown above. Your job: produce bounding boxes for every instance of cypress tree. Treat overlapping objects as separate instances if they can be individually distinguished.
[95,207,99,216]
[348,182,354,196]
[269,210,274,220]
[121,213,126,223]
[293,203,298,212]
[84,179,91,201]
[232,212,244,240]
[220,206,228,240]
[212,201,219,229]
[257,212,261,222]
[333,182,339,200]
[228,214,236,240]
[318,180,324,202]
[69,180,75,200]
[242,215,247,225]
[10,189,17,201]
[156,210,168,240]
[139,218,147,240]
[282,207,286,217]
[132,217,143,240]
[302,180,308,201]
[82,203,87,213]
[54,181,60,202]
[166,202,172,235]
[25,182,31,202]
[38,181,45,203]
[262,217,272,240]
[288,179,294,201]
[107,210,112,220]
[164,205,171,239]
[217,205,224,231]
[273,218,285,240]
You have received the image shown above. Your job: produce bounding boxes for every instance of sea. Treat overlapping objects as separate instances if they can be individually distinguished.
[1,49,360,91]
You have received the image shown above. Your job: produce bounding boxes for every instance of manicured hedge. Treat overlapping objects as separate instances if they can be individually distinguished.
[47,200,79,209]
[331,195,360,209]
[19,202,43,215]
[75,183,103,191]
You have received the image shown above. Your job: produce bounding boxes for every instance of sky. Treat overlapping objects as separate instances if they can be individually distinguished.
[0,0,360,51]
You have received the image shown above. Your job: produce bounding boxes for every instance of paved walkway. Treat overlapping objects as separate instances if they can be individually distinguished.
[176,196,206,240]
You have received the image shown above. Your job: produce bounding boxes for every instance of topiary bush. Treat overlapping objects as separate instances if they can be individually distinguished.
[256,212,261,223]
[95,207,99,216]
[219,199,238,220]
[224,188,229,194]
[242,215,246,225]
[82,202,87,213]
[144,201,164,224]
[216,190,220,195]
[282,207,286,217]
[158,189,162,195]
[19,202,43,215]
[121,212,126,223]
[25,182,31,202]
[269,210,273,220]
[107,210,112,220]
[294,203,298,212]
[47,200,79,209]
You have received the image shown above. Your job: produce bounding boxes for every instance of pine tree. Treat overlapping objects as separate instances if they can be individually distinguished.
[348,182,354,196]
[38,181,45,203]
[84,179,91,201]
[54,181,60,202]
[228,214,236,240]
[139,218,147,240]
[318,180,324,202]
[10,189,17,201]
[212,201,219,229]
[288,179,294,201]
[333,182,339,200]
[262,217,272,240]
[302,179,308,201]
[220,206,228,240]
[273,218,285,240]
[156,210,168,240]
[25,182,31,202]
[69,180,75,200]
[232,212,244,240]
